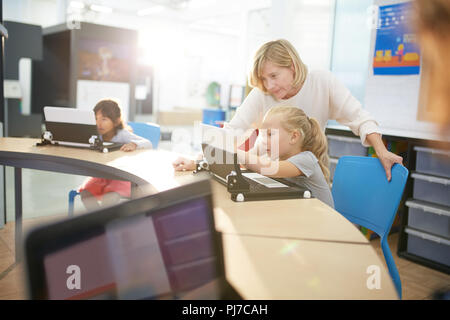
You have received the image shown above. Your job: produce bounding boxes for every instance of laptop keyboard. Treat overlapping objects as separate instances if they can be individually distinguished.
[248,181,270,192]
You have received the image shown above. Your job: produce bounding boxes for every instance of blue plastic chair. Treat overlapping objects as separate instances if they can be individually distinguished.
[331,156,408,299]
[127,121,161,149]
[68,122,161,216]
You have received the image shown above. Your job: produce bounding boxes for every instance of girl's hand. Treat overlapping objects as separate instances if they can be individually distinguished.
[172,157,196,171]
[378,150,403,181]
[120,142,137,152]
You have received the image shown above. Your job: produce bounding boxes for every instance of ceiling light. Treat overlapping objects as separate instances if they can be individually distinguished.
[137,5,165,16]
[69,1,85,9]
[90,4,113,13]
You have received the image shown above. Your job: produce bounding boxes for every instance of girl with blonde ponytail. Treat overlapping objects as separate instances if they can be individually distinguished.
[237,106,334,208]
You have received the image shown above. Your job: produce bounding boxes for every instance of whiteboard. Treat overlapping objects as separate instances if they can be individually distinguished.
[76,80,130,121]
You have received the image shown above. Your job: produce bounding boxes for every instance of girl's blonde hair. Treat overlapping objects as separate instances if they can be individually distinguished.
[249,39,308,95]
[266,106,330,183]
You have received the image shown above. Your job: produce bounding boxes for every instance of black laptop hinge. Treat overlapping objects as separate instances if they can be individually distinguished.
[227,153,250,193]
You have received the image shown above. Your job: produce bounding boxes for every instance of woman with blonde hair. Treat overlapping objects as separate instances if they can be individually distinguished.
[238,106,334,208]
[228,39,402,180]
[174,39,403,181]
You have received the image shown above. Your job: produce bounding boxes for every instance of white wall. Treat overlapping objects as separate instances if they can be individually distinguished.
[4,0,65,27]
[3,0,336,115]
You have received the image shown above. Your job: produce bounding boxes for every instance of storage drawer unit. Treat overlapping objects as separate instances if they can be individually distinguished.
[405,227,450,267]
[406,200,450,239]
[412,173,450,207]
[414,146,450,178]
[327,134,367,158]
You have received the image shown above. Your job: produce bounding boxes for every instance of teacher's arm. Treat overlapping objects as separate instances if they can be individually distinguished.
[365,133,403,181]
[328,71,403,181]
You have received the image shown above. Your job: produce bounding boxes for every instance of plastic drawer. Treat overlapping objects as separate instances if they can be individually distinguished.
[412,173,450,207]
[327,135,367,158]
[405,227,450,267]
[329,157,338,181]
[406,200,450,238]
[414,146,450,178]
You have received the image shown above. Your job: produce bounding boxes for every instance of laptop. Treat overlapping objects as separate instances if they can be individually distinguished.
[43,106,123,151]
[24,173,241,300]
[199,124,311,202]
[202,143,311,201]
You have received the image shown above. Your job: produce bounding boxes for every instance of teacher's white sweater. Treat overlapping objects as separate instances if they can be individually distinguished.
[225,69,381,146]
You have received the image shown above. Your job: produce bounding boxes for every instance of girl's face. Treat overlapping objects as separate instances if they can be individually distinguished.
[95,111,117,136]
[260,114,300,160]
[260,60,297,100]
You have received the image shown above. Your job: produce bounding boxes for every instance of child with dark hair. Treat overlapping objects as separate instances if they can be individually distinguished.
[78,99,152,210]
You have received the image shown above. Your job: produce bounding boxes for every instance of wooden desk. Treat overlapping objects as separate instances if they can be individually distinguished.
[211,181,368,244]
[222,234,397,299]
[0,138,179,260]
[0,138,398,299]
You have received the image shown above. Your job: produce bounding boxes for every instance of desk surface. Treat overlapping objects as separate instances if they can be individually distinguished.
[0,137,398,299]
[223,234,397,299]
[0,138,182,192]
[210,180,368,244]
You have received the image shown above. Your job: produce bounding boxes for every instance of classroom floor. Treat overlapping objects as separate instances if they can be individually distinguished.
[0,141,449,300]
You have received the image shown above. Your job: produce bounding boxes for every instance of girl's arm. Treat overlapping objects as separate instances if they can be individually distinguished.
[115,129,152,149]
[237,149,303,178]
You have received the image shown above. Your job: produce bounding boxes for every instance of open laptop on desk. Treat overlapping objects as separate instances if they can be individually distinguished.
[43,106,123,151]
[200,124,311,202]
[24,174,241,300]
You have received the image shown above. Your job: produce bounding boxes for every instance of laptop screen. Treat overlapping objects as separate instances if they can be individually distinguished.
[202,143,237,183]
[43,106,98,145]
[25,176,231,300]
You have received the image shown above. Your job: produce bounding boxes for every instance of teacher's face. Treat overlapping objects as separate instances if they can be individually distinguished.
[260,60,297,100]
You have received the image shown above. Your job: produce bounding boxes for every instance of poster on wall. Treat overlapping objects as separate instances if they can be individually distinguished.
[78,39,131,82]
[372,2,420,75]
[76,39,131,117]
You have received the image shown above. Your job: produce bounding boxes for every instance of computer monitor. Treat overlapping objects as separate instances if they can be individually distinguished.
[24,174,239,300]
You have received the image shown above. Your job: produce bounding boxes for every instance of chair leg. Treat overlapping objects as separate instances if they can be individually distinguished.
[68,190,79,217]
[381,236,402,299]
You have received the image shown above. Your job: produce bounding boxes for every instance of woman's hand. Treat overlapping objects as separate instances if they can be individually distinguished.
[377,150,403,182]
[172,157,196,171]
[120,142,137,152]
[365,133,403,181]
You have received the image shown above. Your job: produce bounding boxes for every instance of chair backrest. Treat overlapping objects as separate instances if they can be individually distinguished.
[331,156,408,238]
[127,121,161,149]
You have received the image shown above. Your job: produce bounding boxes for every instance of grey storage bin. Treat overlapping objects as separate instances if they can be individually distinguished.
[405,227,450,267]
[406,200,450,238]
[329,157,338,181]
[415,146,450,178]
[327,135,367,158]
[412,173,450,207]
